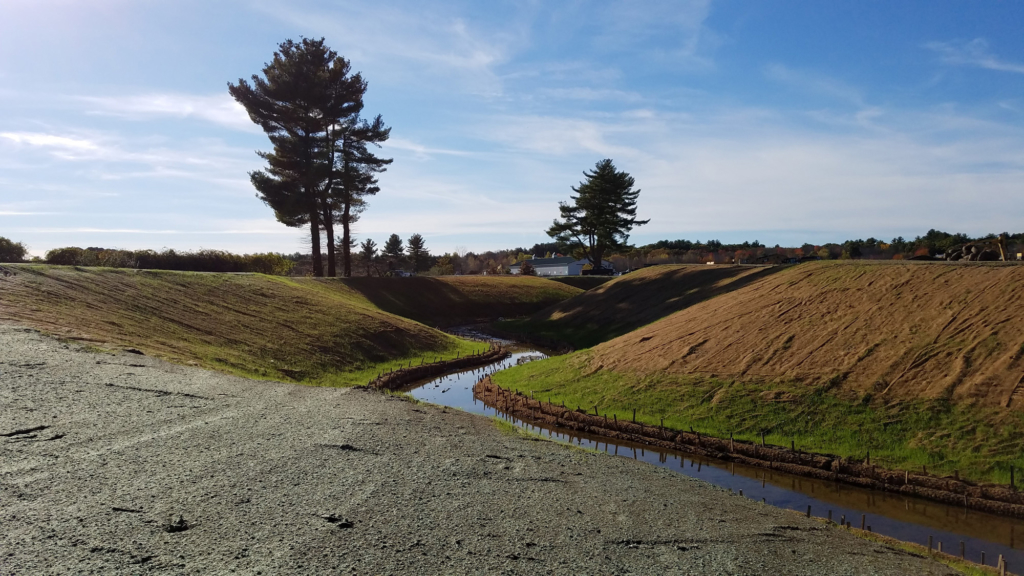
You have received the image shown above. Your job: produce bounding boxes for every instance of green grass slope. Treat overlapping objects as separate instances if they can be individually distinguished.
[0,265,493,386]
[494,261,1024,485]
[498,265,779,348]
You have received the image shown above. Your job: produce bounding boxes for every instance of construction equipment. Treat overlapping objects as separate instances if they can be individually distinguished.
[945,234,1008,262]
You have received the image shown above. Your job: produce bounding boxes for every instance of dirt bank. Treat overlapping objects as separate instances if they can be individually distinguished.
[0,324,952,574]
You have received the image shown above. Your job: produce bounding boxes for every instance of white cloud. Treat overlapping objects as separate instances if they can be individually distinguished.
[0,131,100,159]
[255,1,520,96]
[459,104,1024,242]
[79,93,257,132]
[925,38,1024,75]
[383,137,475,160]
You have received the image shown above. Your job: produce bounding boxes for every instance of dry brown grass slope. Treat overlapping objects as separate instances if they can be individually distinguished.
[591,261,1024,408]
[0,266,576,385]
[500,265,780,348]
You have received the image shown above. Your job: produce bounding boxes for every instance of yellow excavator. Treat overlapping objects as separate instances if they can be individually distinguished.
[945,234,1008,261]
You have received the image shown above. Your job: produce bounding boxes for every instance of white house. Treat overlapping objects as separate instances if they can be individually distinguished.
[509,256,614,277]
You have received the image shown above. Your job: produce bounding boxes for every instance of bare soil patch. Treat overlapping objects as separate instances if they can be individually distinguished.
[0,325,951,574]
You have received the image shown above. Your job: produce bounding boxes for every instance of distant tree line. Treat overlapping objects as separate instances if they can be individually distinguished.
[30,246,295,275]
[5,229,1021,276]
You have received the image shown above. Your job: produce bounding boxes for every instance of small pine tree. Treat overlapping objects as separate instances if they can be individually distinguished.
[359,238,378,276]
[406,233,428,273]
[382,234,404,270]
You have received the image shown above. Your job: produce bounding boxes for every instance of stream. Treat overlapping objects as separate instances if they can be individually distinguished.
[404,340,1024,571]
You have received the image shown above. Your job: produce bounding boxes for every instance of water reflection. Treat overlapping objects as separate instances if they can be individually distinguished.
[405,347,1024,570]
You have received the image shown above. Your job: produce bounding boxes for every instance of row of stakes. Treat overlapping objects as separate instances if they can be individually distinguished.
[722,487,1012,574]
[370,345,495,385]
[495,386,1022,492]
[492,386,1015,574]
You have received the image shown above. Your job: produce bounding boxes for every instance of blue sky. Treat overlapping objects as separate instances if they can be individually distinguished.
[2,0,1023,256]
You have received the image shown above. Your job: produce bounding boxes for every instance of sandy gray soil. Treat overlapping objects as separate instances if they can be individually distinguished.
[0,324,953,575]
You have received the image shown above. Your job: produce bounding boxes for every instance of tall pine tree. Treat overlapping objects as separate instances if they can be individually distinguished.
[547,159,648,269]
[332,114,392,277]
[229,38,372,277]
[406,233,428,273]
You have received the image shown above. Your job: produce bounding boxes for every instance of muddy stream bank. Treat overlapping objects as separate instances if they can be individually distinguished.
[401,335,1024,572]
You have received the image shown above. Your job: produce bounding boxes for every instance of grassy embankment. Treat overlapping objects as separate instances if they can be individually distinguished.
[342,275,580,326]
[494,261,1024,485]
[497,264,779,348]
[0,265,579,387]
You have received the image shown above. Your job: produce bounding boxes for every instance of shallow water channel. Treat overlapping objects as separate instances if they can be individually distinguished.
[404,342,1024,570]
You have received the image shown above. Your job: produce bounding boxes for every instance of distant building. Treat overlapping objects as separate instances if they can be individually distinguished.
[509,256,614,277]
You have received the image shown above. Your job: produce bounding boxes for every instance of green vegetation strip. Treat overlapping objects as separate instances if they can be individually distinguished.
[491,352,1024,486]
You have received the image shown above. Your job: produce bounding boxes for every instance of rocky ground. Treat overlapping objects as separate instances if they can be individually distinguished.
[0,323,954,575]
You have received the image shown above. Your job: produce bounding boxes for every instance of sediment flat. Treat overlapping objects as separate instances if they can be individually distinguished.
[0,324,952,575]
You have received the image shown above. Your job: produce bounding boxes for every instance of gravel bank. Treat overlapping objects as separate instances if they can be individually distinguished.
[0,324,953,575]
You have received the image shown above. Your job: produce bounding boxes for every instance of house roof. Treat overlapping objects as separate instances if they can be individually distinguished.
[510,257,612,269]
[511,257,577,268]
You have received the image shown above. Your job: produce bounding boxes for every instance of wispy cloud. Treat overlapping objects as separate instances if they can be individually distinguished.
[384,137,475,160]
[255,1,520,96]
[764,63,866,107]
[925,38,1024,74]
[536,87,644,103]
[592,0,717,68]
[0,129,259,188]
[0,132,100,159]
[79,93,257,132]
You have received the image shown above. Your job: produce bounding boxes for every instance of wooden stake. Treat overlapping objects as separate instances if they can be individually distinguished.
[761,431,766,447]
[827,510,832,522]
[632,408,636,423]
[806,505,811,518]
[791,439,795,452]
[938,542,943,554]
[927,536,932,552]
[861,514,865,530]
